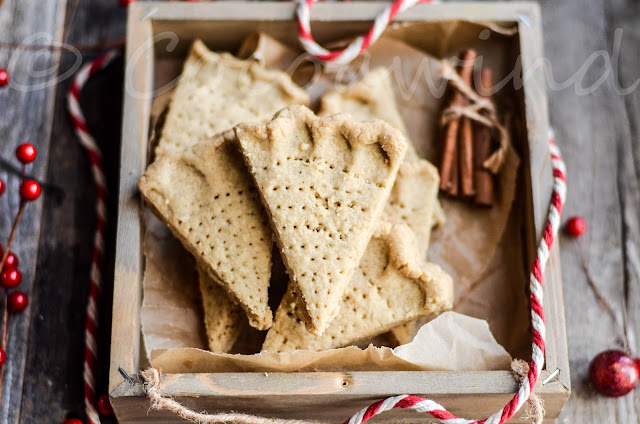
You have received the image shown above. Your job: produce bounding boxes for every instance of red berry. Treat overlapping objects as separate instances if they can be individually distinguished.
[19,180,41,201]
[15,143,37,164]
[1,268,21,289]
[63,419,83,424]
[8,291,28,313]
[565,216,587,237]
[119,0,136,6]
[589,350,639,397]
[0,179,5,197]
[0,69,8,88]
[0,348,6,366]
[4,252,18,268]
[97,394,114,416]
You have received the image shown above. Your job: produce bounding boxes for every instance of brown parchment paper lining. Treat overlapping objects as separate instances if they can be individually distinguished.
[141,27,529,373]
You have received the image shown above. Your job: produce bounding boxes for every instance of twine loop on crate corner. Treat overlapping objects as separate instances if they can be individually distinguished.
[140,368,317,424]
[438,59,510,174]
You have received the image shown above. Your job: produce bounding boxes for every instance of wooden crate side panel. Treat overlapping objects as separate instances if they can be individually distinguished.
[516,3,570,391]
[110,371,569,423]
[110,5,154,392]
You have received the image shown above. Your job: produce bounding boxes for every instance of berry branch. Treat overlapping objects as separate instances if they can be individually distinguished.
[564,216,639,397]
[0,143,40,406]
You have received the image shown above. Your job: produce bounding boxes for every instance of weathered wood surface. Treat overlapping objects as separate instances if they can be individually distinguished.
[533,0,640,422]
[4,0,124,423]
[0,0,67,423]
[0,0,637,423]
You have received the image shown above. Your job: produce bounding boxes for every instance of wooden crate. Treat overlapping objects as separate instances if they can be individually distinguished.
[110,2,570,422]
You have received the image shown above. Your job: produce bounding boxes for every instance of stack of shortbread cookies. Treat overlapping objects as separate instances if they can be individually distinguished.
[138,39,454,353]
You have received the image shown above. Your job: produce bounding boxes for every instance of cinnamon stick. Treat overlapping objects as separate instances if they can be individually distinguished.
[449,139,459,196]
[458,50,477,197]
[460,115,475,197]
[439,110,460,194]
[439,49,477,196]
[474,68,495,206]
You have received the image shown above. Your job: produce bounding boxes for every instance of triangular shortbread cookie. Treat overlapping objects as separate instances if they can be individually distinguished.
[320,72,444,344]
[384,160,440,257]
[197,266,245,352]
[139,133,274,330]
[235,106,407,335]
[155,39,309,160]
[319,67,418,160]
[262,224,453,351]
[319,68,441,256]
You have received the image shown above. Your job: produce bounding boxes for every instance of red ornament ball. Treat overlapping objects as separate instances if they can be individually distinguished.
[0,348,6,366]
[15,143,37,164]
[1,267,21,289]
[0,69,8,88]
[589,350,639,397]
[119,0,136,6]
[564,216,587,237]
[0,179,5,197]
[97,394,114,416]
[19,180,41,201]
[8,291,28,313]
[63,419,83,424]
[4,252,18,268]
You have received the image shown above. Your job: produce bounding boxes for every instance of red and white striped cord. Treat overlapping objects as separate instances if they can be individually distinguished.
[343,137,566,424]
[296,0,436,64]
[67,51,118,424]
[295,5,568,420]
[68,3,566,423]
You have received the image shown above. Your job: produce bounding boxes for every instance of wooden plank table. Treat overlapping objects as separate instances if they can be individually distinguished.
[0,0,638,422]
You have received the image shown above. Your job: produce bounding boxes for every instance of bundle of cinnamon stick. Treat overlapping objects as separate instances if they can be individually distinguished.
[439,49,495,207]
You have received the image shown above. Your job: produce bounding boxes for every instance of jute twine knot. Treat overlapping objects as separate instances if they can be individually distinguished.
[511,360,545,424]
[141,368,317,424]
[439,59,510,174]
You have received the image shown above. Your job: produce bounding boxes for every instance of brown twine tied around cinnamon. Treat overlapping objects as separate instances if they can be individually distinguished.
[141,368,317,424]
[439,59,510,174]
[511,360,545,424]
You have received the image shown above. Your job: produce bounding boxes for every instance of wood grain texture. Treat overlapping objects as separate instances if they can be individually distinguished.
[531,0,640,422]
[110,3,569,424]
[15,0,125,423]
[0,1,66,423]
[0,0,638,423]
